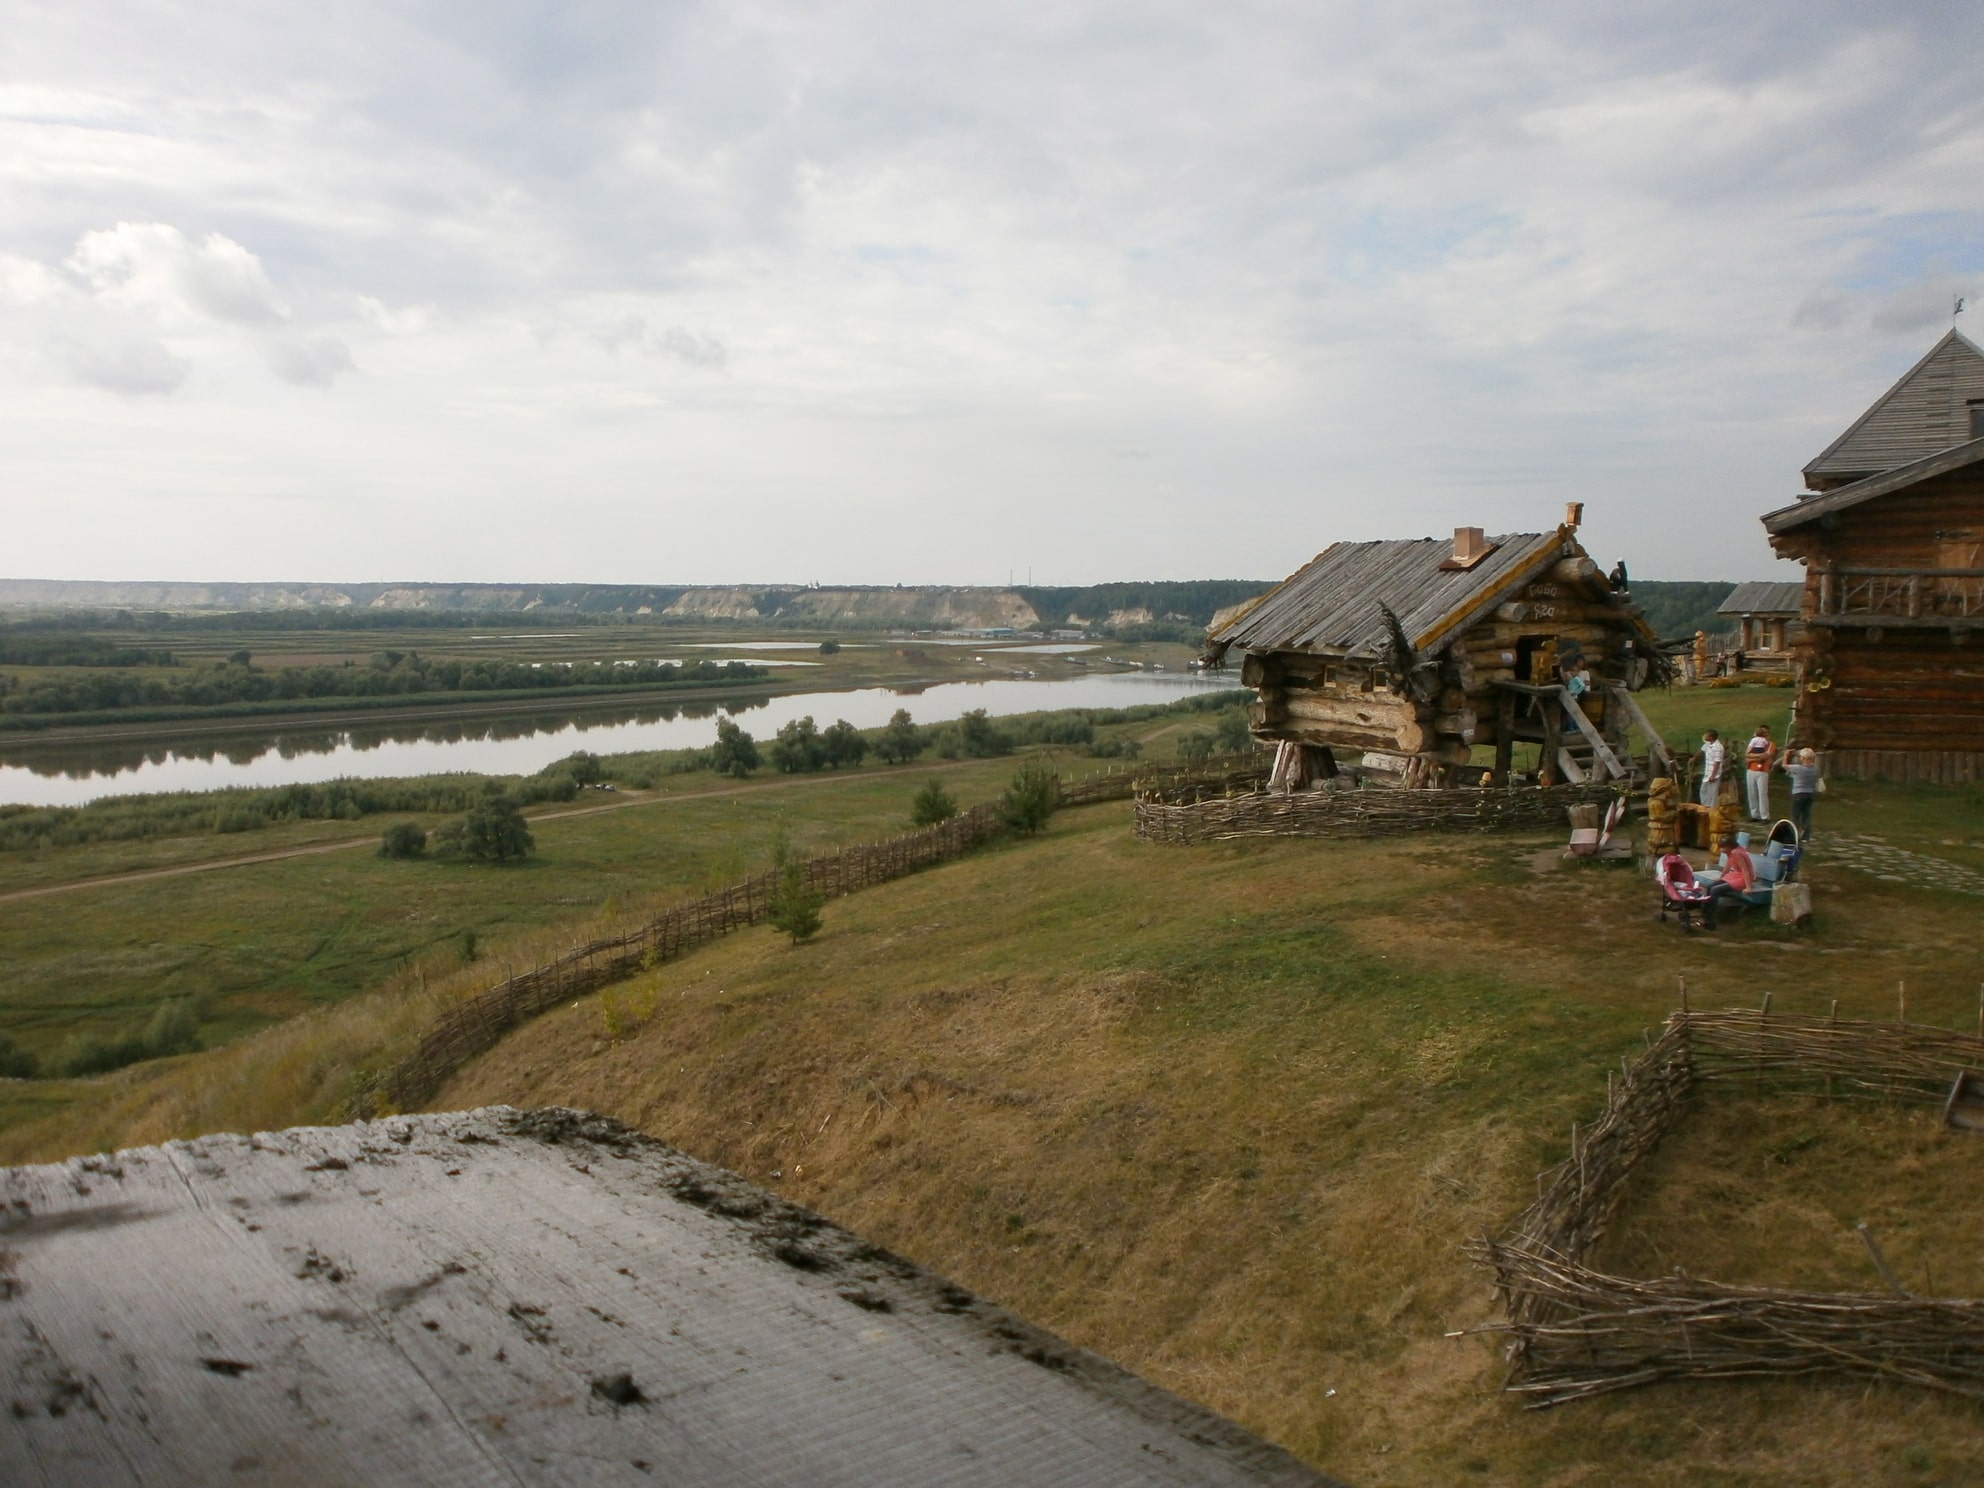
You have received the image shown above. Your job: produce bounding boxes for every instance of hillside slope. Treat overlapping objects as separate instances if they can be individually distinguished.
[435,798,1984,1488]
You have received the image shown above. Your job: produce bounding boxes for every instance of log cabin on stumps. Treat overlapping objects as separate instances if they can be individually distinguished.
[1761,330,1984,782]
[1204,506,1668,789]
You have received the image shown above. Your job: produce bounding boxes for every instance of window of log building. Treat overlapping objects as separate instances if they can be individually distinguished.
[1970,401,1984,440]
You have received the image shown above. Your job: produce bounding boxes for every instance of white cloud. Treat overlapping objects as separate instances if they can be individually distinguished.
[0,3,1981,582]
[65,335,189,396]
[67,223,288,325]
[267,334,354,387]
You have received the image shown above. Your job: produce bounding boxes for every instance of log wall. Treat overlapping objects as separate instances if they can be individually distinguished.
[1774,465,1984,757]
[1242,566,1651,772]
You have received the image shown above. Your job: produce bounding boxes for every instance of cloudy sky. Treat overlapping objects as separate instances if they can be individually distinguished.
[3,2,1980,587]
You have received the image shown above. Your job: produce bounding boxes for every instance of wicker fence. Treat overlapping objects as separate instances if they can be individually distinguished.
[381,803,1005,1109]
[1056,750,1271,807]
[378,754,1272,1110]
[1133,781,1620,845]
[1469,1007,1984,1406]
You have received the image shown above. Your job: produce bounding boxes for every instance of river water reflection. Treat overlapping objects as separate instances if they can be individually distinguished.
[0,671,1237,807]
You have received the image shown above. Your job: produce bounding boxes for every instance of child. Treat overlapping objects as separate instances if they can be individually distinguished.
[1780,746,1821,841]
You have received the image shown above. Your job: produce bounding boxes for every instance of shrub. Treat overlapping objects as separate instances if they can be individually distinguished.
[1086,736,1142,759]
[910,779,958,827]
[379,821,428,859]
[821,718,868,768]
[712,717,760,777]
[770,716,826,773]
[54,998,201,1077]
[818,639,841,656]
[0,1034,38,1080]
[432,787,534,863]
[1177,729,1216,763]
[875,708,923,764]
[1213,709,1254,752]
[998,756,1060,835]
[561,750,604,785]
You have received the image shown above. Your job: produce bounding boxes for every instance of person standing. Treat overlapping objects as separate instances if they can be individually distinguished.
[1698,729,1725,809]
[1781,747,1821,842]
[1744,723,1777,820]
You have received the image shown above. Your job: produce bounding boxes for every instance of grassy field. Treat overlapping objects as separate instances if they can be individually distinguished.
[2,679,1981,1484]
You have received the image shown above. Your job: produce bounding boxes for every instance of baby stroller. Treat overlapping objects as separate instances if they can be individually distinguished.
[1762,818,1803,878]
[1656,852,1714,932]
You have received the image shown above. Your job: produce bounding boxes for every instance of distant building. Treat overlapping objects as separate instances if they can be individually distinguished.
[1206,507,1665,788]
[1715,580,1805,671]
[1762,330,1984,783]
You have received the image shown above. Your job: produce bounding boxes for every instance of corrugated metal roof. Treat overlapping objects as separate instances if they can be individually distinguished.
[1717,581,1804,616]
[1209,530,1569,658]
[1804,330,1984,485]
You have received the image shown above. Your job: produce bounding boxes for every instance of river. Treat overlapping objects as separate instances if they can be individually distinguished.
[0,671,1238,808]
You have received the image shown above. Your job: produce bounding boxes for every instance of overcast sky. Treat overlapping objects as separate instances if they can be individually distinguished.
[3,2,1980,588]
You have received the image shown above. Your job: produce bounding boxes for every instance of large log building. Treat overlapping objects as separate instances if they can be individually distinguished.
[1761,330,1984,783]
[1205,509,1665,788]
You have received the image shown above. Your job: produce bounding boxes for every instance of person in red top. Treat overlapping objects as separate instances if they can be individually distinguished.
[1702,841,1756,928]
[1744,724,1777,820]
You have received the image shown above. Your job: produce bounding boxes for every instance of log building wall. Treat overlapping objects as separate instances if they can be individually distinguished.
[1771,463,1984,777]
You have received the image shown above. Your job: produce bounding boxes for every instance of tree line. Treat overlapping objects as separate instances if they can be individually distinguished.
[0,652,765,718]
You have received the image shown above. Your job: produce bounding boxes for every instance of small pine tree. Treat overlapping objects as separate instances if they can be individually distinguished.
[909,778,958,827]
[998,756,1060,835]
[767,857,824,944]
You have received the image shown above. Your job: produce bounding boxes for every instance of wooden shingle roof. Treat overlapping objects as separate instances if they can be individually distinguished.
[1803,330,1984,490]
[1767,435,1984,533]
[1716,581,1804,617]
[1208,528,1629,660]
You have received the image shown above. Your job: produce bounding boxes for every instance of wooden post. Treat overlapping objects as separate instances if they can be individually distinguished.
[1494,690,1515,782]
[1756,990,1772,1093]
[1976,984,1982,1041]
[1826,998,1838,1100]
[1898,979,1906,1025]
[1541,706,1562,787]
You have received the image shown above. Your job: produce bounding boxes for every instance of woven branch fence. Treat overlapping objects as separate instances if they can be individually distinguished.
[1134,781,1619,845]
[1056,750,1271,807]
[379,755,1270,1110]
[1469,1007,1984,1406]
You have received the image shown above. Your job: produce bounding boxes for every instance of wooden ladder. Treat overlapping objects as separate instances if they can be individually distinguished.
[1555,688,1625,782]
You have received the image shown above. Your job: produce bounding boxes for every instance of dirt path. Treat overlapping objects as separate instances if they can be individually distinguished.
[0,758,993,906]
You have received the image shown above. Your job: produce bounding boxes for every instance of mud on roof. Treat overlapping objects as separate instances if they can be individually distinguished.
[0,1106,1347,1488]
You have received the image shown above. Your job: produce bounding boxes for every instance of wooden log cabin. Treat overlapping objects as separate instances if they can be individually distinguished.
[1759,330,1984,783]
[1204,506,1667,788]
[1715,580,1804,673]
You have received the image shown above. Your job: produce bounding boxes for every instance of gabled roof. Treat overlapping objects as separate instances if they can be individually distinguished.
[1766,435,1984,533]
[1717,581,1804,617]
[1803,330,1984,489]
[1208,528,1647,660]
